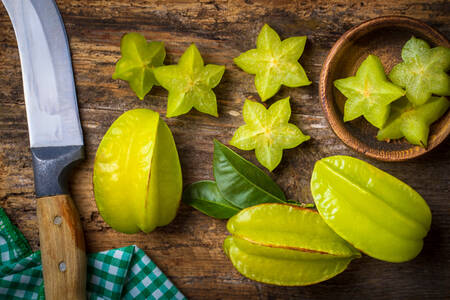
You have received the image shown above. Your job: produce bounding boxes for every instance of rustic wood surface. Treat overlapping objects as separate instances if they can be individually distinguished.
[0,0,449,299]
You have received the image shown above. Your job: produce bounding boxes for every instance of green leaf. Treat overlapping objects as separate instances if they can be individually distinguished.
[153,43,225,118]
[334,54,405,128]
[112,33,166,100]
[389,36,450,105]
[213,140,286,209]
[182,180,239,219]
[234,24,311,101]
[230,98,310,171]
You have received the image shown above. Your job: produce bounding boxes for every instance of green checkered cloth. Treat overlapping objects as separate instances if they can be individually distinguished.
[0,207,186,300]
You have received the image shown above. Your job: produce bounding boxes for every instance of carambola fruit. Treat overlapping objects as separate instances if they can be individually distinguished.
[93,109,182,233]
[377,96,449,147]
[112,33,165,100]
[389,36,450,106]
[229,97,310,171]
[311,155,431,263]
[334,55,405,128]
[234,24,311,101]
[224,203,360,286]
[154,43,225,118]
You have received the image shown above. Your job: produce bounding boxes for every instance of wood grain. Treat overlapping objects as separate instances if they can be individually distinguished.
[37,194,86,300]
[0,0,449,299]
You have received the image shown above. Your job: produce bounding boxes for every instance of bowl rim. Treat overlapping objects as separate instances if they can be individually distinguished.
[319,15,450,161]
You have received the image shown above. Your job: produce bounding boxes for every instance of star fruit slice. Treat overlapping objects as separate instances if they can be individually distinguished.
[230,97,310,171]
[334,55,405,128]
[154,44,225,118]
[234,24,311,101]
[389,37,450,106]
[377,96,449,147]
[112,33,165,100]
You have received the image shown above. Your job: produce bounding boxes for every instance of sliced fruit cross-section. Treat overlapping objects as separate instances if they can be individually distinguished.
[389,36,450,106]
[230,97,310,171]
[334,55,405,128]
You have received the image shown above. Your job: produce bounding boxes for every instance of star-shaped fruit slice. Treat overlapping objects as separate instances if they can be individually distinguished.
[377,96,449,147]
[234,24,311,101]
[230,97,310,171]
[389,37,450,106]
[334,55,405,128]
[154,44,225,118]
[113,33,165,100]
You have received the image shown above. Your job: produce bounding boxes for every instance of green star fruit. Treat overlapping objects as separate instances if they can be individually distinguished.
[112,33,165,100]
[230,97,310,171]
[377,96,449,147]
[334,55,405,128]
[389,37,450,106]
[234,24,311,101]
[153,44,225,118]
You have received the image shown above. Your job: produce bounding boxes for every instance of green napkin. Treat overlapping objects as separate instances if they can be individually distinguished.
[0,207,185,300]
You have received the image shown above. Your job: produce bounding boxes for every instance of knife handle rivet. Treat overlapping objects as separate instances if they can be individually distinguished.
[58,261,66,272]
[53,216,62,225]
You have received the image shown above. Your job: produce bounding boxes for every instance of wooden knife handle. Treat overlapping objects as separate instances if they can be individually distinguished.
[37,194,86,300]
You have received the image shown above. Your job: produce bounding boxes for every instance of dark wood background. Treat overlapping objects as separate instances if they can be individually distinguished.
[0,0,449,299]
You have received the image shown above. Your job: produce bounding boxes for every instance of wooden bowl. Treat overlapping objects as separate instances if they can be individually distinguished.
[319,16,450,161]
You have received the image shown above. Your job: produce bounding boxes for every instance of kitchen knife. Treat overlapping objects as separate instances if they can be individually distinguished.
[1,0,86,299]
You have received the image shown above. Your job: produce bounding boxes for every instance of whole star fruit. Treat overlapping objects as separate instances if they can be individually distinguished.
[234,24,311,101]
[224,203,361,286]
[153,43,225,118]
[377,96,449,147]
[93,109,182,234]
[311,155,431,263]
[334,54,405,128]
[389,36,450,106]
[112,33,165,100]
[229,97,310,171]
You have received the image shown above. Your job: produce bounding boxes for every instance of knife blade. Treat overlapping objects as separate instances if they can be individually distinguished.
[1,0,86,298]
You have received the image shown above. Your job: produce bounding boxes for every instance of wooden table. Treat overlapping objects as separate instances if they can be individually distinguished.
[1,0,449,299]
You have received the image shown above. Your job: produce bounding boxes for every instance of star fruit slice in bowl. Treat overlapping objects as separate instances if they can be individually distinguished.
[377,96,449,147]
[333,54,405,129]
[389,36,450,106]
